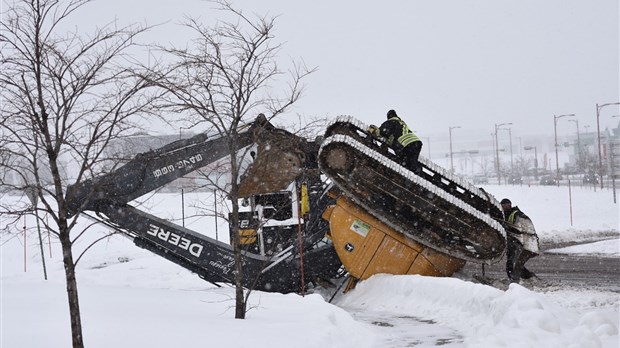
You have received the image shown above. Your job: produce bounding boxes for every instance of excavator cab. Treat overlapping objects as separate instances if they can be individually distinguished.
[253,191,294,221]
[231,185,299,256]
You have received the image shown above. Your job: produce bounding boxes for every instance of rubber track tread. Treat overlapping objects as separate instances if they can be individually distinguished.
[319,117,507,263]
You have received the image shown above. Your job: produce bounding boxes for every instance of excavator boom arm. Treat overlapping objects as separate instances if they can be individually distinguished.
[65,115,342,293]
[67,124,258,216]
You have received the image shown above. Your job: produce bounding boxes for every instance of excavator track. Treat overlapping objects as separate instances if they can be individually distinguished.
[318,116,506,263]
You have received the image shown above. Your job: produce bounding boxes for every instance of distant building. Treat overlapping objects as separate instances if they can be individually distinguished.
[103,132,207,191]
[566,123,620,177]
[105,132,190,160]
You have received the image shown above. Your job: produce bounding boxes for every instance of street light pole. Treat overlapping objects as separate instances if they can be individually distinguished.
[508,128,513,175]
[568,119,581,172]
[495,128,500,183]
[610,115,619,203]
[449,126,460,172]
[490,133,496,178]
[534,146,538,180]
[494,123,512,184]
[524,146,538,180]
[421,137,431,159]
[596,102,620,188]
[492,133,497,180]
[554,113,575,184]
[498,127,514,176]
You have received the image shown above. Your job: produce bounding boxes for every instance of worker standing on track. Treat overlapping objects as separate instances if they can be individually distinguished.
[367,109,423,173]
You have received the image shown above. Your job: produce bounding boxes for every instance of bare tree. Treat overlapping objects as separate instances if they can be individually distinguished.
[148,0,315,319]
[0,0,162,346]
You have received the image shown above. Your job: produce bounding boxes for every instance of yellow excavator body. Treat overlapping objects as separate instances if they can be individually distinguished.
[323,196,466,281]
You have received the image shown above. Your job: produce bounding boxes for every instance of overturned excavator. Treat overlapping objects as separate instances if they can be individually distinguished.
[66,114,507,294]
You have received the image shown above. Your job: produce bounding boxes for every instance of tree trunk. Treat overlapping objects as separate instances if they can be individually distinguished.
[229,145,247,319]
[59,223,84,348]
[231,197,247,319]
[35,212,48,280]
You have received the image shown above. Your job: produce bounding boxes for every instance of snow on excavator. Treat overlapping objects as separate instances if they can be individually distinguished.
[66,114,507,294]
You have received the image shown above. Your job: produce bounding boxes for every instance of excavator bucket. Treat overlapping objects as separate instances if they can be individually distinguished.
[238,115,307,197]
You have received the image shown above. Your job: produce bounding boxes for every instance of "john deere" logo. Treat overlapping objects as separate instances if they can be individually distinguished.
[147,224,204,257]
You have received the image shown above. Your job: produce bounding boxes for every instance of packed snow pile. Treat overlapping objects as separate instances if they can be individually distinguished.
[337,274,618,348]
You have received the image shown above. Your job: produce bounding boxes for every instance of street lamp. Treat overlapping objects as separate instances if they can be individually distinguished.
[568,119,581,172]
[449,126,460,172]
[497,127,514,175]
[611,115,620,203]
[508,127,513,174]
[490,133,496,178]
[421,137,431,159]
[554,113,575,183]
[524,146,538,180]
[596,102,620,188]
[494,123,512,183]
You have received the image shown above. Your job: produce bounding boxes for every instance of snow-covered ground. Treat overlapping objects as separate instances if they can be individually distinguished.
[1,184,618,347]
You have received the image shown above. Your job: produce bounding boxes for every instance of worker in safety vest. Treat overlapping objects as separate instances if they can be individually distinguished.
[500,198,538,283]
[367,109,423,173]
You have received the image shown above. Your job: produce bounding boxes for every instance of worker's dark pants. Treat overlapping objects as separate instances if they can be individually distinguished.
[400,141,423,173]
[506,235,536,282]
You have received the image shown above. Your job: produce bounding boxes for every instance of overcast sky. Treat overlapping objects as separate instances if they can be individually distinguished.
[68,0,619,141]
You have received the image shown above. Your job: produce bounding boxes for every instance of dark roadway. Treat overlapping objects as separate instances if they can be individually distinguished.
[460,238,620,292]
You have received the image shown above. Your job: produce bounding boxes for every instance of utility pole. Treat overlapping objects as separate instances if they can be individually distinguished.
[596,102,620,189]
[449,126,460,172]
[554,113,575,185]
[568,119,581,172]
[524,146,538,180]
[494,123,512,184]
[421,137,431,159]
[508,127,513,175]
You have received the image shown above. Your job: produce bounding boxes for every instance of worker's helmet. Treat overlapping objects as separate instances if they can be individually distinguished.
[387,109,397,119]
[500,198,511,205]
